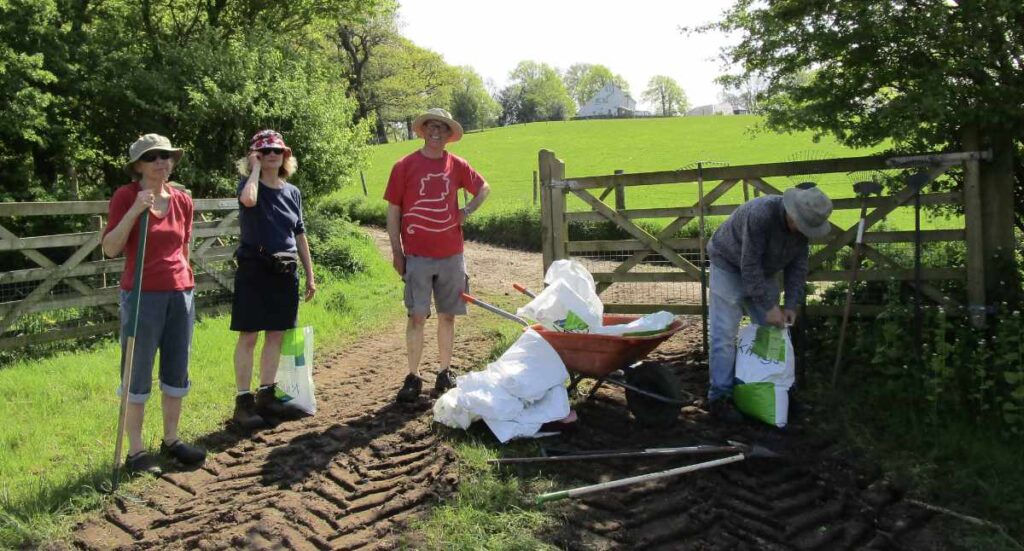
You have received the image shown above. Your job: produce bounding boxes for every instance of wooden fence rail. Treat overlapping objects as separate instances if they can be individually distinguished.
[540,149,1002,327]
[0,197,239,350]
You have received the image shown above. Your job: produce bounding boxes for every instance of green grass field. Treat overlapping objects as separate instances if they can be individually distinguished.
[0,233,404,548]
[335,116,963,231]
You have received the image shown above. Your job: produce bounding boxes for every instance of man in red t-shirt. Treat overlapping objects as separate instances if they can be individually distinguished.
[384,108,491,403]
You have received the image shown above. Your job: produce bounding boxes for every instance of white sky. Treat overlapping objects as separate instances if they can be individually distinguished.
[397,0,737,111]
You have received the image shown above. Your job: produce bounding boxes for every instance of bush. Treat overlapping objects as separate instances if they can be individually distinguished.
[304,205,369,276]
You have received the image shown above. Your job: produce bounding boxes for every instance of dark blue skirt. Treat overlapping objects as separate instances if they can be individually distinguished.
[230,256,299,332]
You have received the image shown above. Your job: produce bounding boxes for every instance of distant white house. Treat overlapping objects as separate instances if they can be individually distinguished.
[686,102,737,116]
[577,83,636,118]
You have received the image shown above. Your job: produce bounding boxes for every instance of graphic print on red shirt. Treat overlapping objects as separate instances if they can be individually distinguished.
[384,151,484,258]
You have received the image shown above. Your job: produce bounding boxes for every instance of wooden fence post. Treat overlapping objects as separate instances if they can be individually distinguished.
[961,128,986,328]
[538,150,567,276]
[91,214,107,288]
[979,129,1019,308]
[532,170,538,206]
[614,169,626,210]
[359,170,368,196]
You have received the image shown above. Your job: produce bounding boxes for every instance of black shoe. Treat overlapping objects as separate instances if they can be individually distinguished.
[255,385,295,423]
[124,451,162,477]
[161,439,207,466]
[709,398,744,424]
[396,374,423,403]
[232,393,268,430]
[432,369,457,397]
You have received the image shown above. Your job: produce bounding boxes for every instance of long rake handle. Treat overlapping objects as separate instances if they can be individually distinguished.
[112,210,149,489]
[491,445,742,464]
[831,201,870,388]
[535,453,746,504]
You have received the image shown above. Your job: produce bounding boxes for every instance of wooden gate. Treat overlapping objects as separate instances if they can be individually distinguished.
[539,149,992,325]
[0,195,240,349]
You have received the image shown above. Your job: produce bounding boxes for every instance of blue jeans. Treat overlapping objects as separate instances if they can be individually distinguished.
[118,289,195,403]
[708,265,779,401]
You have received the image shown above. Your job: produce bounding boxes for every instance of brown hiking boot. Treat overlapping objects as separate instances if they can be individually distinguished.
[396,374,423,403]
[232,393,267,430]
[432,368,457,397]
[255,385,292,424]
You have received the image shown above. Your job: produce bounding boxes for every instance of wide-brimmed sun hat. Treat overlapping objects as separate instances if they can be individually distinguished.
[782,185,833,239]
[124,134,183,173]
[412,108,464,143]
[248,129,292,159]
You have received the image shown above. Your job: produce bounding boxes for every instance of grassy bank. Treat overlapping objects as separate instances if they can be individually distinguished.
[334,116,962,233]
[0,231,403,548]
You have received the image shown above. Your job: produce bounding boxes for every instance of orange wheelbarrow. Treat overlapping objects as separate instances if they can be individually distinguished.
[462,289,691,427]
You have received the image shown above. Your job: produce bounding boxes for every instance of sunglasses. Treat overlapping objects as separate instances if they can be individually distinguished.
[258,147,284,155]
[138,150,173,163]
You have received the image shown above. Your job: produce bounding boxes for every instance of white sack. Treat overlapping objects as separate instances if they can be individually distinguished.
[432,389,477,429]
[490,329,569,402]
[454,370,523,421]
[516,279,602,331]
[484,387,570,442]
[590,311,676,336]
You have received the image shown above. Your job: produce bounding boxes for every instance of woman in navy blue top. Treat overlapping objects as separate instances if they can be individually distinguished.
[229,129,316,429]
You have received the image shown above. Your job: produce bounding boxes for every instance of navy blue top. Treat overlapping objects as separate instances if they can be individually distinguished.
[237,178,305,254]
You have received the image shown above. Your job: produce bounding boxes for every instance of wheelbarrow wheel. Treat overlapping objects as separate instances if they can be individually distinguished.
[625,362,681,427]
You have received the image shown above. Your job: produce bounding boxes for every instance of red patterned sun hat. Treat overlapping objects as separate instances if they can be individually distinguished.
[248,129,292,157]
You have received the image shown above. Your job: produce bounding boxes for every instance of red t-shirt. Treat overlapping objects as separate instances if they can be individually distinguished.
[383,150,485,258]
[104,183,195,291]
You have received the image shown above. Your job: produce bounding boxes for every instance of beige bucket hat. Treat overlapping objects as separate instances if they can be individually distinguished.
[782,185,833,239]
[412,108,464,143]
[123,134,184,173]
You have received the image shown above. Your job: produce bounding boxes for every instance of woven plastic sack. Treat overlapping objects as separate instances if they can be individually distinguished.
[733,324,794,427]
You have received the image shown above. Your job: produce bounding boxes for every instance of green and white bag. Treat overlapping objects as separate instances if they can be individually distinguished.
[274,326,317,415]
[733,324,795,427]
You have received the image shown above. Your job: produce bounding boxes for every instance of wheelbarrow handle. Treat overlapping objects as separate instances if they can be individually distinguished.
[461,292,530,326]
[512,283,537,299]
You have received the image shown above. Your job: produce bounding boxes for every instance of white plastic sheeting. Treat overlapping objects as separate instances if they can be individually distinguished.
[433,329,570,442]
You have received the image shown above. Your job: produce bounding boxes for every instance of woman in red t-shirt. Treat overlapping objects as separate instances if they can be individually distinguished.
[101,134,206,476]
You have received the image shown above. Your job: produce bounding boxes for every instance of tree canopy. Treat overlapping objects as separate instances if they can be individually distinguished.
[695,0,1022,227]
[498,61,575,125]
[449,66,501,132]
[0,0,382,202]
[563,63,630,107]
[642,76,688,116]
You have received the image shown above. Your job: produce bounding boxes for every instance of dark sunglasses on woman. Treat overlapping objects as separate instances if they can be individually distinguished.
[259,148,284,155]
[139,150,173,162]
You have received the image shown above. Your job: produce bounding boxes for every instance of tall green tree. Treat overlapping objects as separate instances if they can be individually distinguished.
[694,0,1023,233]
[642,75,688,116]
[448,66,500,131]
[498,61,575,125]
[563,63,630,107]
[0,0,378,203]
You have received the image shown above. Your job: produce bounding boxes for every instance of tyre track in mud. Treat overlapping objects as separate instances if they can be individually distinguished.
[74,228,942,549]
[531,332,942,550]
[73,229,545,550]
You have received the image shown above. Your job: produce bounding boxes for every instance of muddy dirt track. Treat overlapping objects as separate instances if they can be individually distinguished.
[74,228,943,550]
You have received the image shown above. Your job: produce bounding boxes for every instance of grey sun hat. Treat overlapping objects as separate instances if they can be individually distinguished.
[123,133,184,173]
[782,185,833,239]
[412,108,464,143]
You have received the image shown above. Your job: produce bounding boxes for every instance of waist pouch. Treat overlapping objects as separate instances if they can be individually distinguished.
[264,250,298,275]
[238,246,298,275]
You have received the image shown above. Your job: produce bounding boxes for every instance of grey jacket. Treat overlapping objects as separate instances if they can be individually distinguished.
[706,195,809,311]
